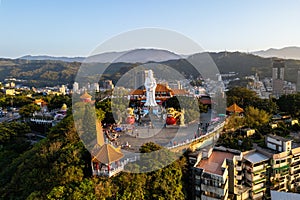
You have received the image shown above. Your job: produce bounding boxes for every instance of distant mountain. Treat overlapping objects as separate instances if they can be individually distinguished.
[19,55,85,62]
[19,49,182,64]
[85,48,182,63]
[252,46,300,60]
[3,50,300,87]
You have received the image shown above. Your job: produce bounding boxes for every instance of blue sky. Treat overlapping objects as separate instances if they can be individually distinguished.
[0,0,300,58]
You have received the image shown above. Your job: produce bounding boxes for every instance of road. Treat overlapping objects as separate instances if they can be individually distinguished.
[0,112,20,123]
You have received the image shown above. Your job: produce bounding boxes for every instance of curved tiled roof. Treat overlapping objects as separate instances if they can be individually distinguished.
[80,92,92,99]
[226,103,244,113]
[92,144,124,164]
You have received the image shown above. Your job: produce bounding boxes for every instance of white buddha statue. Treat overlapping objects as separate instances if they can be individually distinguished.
[144,70,157,107]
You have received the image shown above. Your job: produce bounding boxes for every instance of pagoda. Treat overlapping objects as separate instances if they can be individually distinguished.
[91,120,124,177]
[80,91,92,103]
[226,103,244,114]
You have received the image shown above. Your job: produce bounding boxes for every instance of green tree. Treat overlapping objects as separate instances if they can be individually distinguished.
[224,113,245,131]
[226,87,259,108]
[244,106,271,128]
[277,93,300,117]
[140,142,162,153]
[19,103,40,118]
[47,94,71,111]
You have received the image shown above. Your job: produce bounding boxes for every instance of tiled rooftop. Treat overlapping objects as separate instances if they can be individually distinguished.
[197,151,234,175]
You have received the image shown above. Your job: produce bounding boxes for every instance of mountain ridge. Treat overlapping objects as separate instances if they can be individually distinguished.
[19,49,184,63]
[252,46,300,60]
[18,46,300,63]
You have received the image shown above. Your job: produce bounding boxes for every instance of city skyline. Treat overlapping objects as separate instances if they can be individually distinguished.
[1,1,300,58]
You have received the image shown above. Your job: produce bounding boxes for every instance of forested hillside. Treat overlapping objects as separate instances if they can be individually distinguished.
[1,52,300,87]
[0,116,188,200]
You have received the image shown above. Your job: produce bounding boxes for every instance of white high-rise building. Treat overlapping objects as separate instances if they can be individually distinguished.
[272,59,285,98]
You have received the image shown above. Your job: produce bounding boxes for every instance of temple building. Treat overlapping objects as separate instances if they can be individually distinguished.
[80,92,92,103]
[90,120,124,177]
[130,83,189,106]
[79,92,125,177]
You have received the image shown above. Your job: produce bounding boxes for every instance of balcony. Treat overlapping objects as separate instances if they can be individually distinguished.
[292,160,300,166]
[253,182,265,191]
[201,183,227,196]
[253,187,265,194]
[253,174,266,182]
[253,177,266,185]
[252,192,264,199]
[253,168,266,175]
[236,174,243,180]
[236,165,242,171]
[253,165,265,173]
[273,164,289,171]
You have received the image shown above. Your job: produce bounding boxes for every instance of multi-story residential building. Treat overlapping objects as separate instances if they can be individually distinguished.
[192,147,243,200]
[290,147,300,192]
[266,134,292,153]
[266,134,300,192]
[232,152,251,200]
[243,150,270,199]
[191,134,300,199]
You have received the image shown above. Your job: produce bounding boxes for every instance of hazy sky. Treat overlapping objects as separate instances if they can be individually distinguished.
[0,0,300,58]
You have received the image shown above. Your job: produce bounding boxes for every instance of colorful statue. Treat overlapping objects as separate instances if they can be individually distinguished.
[166,107,185,126]
[126,107,135,124]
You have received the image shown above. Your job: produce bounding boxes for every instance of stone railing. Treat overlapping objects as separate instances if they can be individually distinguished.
[167,121,225,150]
[93,155,140,177]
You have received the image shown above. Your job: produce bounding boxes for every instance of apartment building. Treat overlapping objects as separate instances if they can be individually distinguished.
[191,134,300,199]
[193,147,236,200]
[243,150,270,199]
[266,134,300,192]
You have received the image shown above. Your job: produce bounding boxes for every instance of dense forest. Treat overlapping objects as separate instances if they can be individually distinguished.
[0,115,188,200]
[1,52,300,88]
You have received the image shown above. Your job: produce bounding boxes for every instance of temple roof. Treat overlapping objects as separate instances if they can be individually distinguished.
[226,103,244,113]
[91,120,123,164]
[92,144,124,164]
[130,89,145,95]
[155,84,172,92]
[34,99,47,105]
[130,84,187,96]
[80,92,92,99]
[172,89,189,95]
